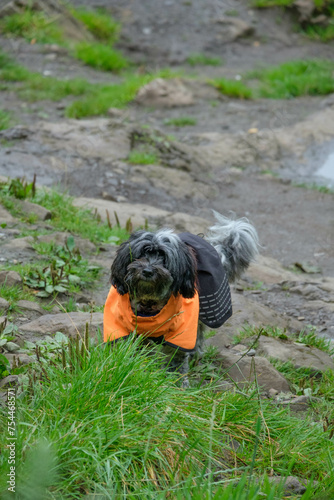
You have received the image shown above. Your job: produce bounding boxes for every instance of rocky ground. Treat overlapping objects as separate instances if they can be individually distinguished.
[0,0,334,406]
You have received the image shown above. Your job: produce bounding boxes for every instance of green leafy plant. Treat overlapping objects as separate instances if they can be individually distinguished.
[25,236,100,297]
[0,175,36,200]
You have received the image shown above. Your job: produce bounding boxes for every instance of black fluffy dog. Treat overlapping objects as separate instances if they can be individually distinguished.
[104,212,259,386]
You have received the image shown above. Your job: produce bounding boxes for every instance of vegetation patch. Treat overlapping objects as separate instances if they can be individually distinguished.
[0,9,65,44]
[0,284,36,312]
[74,42,128,72]
[127,149,159,165]
[211,77,253,99]
[0,335,332,498]
[70,6,120,43]
[0,110,11,130]
[26,236,101,298]
[186,53,222,66]
[0,177,130,244]
[165,116,197,127]
[249,59,334,98]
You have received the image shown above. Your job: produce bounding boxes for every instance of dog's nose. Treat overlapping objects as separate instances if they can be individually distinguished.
[142,268,153,278]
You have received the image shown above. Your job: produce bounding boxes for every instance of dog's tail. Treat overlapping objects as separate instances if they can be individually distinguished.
[206,211,259,283]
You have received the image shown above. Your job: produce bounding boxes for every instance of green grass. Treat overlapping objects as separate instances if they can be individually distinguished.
[0,181,130,244]
[0,284,36,312]
[165,116,197,127]
[211,78,253,99]
[186,53,222,67]
[0,9,65,44]
[293,182,334,194]
[250,60,334,98]
[128,150,159,165]
[0,336,332,498]
[0,110,11,130]
[74,42,128,72]
[70,7,120,43]
[303,23,334,42]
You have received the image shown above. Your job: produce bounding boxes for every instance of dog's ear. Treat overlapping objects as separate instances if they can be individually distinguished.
[174,244,197,299]
[110,240,132,295]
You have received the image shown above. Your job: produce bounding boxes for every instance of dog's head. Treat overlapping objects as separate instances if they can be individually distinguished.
[111,229,197,312]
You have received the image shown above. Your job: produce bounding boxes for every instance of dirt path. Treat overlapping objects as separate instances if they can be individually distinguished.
[0,1,333,276]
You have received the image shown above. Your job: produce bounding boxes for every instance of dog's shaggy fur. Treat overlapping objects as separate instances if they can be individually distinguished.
[110,212,259,386]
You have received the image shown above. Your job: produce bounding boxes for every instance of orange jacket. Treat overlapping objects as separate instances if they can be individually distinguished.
[103,286,199,351]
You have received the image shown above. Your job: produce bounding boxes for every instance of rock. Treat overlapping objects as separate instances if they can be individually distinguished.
[167,212,208,234]
[135,78,195,108]
[207,293,305,350]
[0,270,23,287]
[4,352,36,367]
[19,200,52,221]
[247,256,301,284]
[0,204,16,224]
[0,375,19,388]
[73,197,170,230]
[257,335,334,373]
[5,342,20,352]
[37,232,96,254]
[0,297,9,313]
[1,236,34,253]
[215,349,290,393]
[0,125,29,140]
[19,312,103,338]
[293,0,315,22]
[278,395,320,415]
[216,17,255,40]
[269,475,307,495]
[16,300,47,315]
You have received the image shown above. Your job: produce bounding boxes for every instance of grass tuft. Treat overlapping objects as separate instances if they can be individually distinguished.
[128,150,159,165]
[250,60,334,98]
[74,42,128,72]
[0,10,64,44]
[0,110,11,130]
[186,53,222,66]
[165,116,197,127]
[70,7,120,43]
[211,78,253,99]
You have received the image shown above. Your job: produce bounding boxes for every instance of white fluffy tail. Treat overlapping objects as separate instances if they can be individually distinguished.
[206,211,259,282]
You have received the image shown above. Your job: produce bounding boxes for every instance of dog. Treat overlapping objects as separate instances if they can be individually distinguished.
[103,212,259,386]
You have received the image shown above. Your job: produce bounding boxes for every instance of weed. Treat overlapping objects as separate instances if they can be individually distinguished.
[186,53,222,66]
[26,236,101,297]
[70,7,120,43]
[0,109,11,130]
[211,78,253,99]
[165,116,197,126]
[128,149,159,165]
[74,42,128,72]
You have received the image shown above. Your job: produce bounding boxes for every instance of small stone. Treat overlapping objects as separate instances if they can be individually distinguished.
[268,388,279,398]
[297,316,305,320]
[0,270,22,287]
[0,297,9,312]
[5,342,20,352]
[0,375,19,389]
[20,200,52,221]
